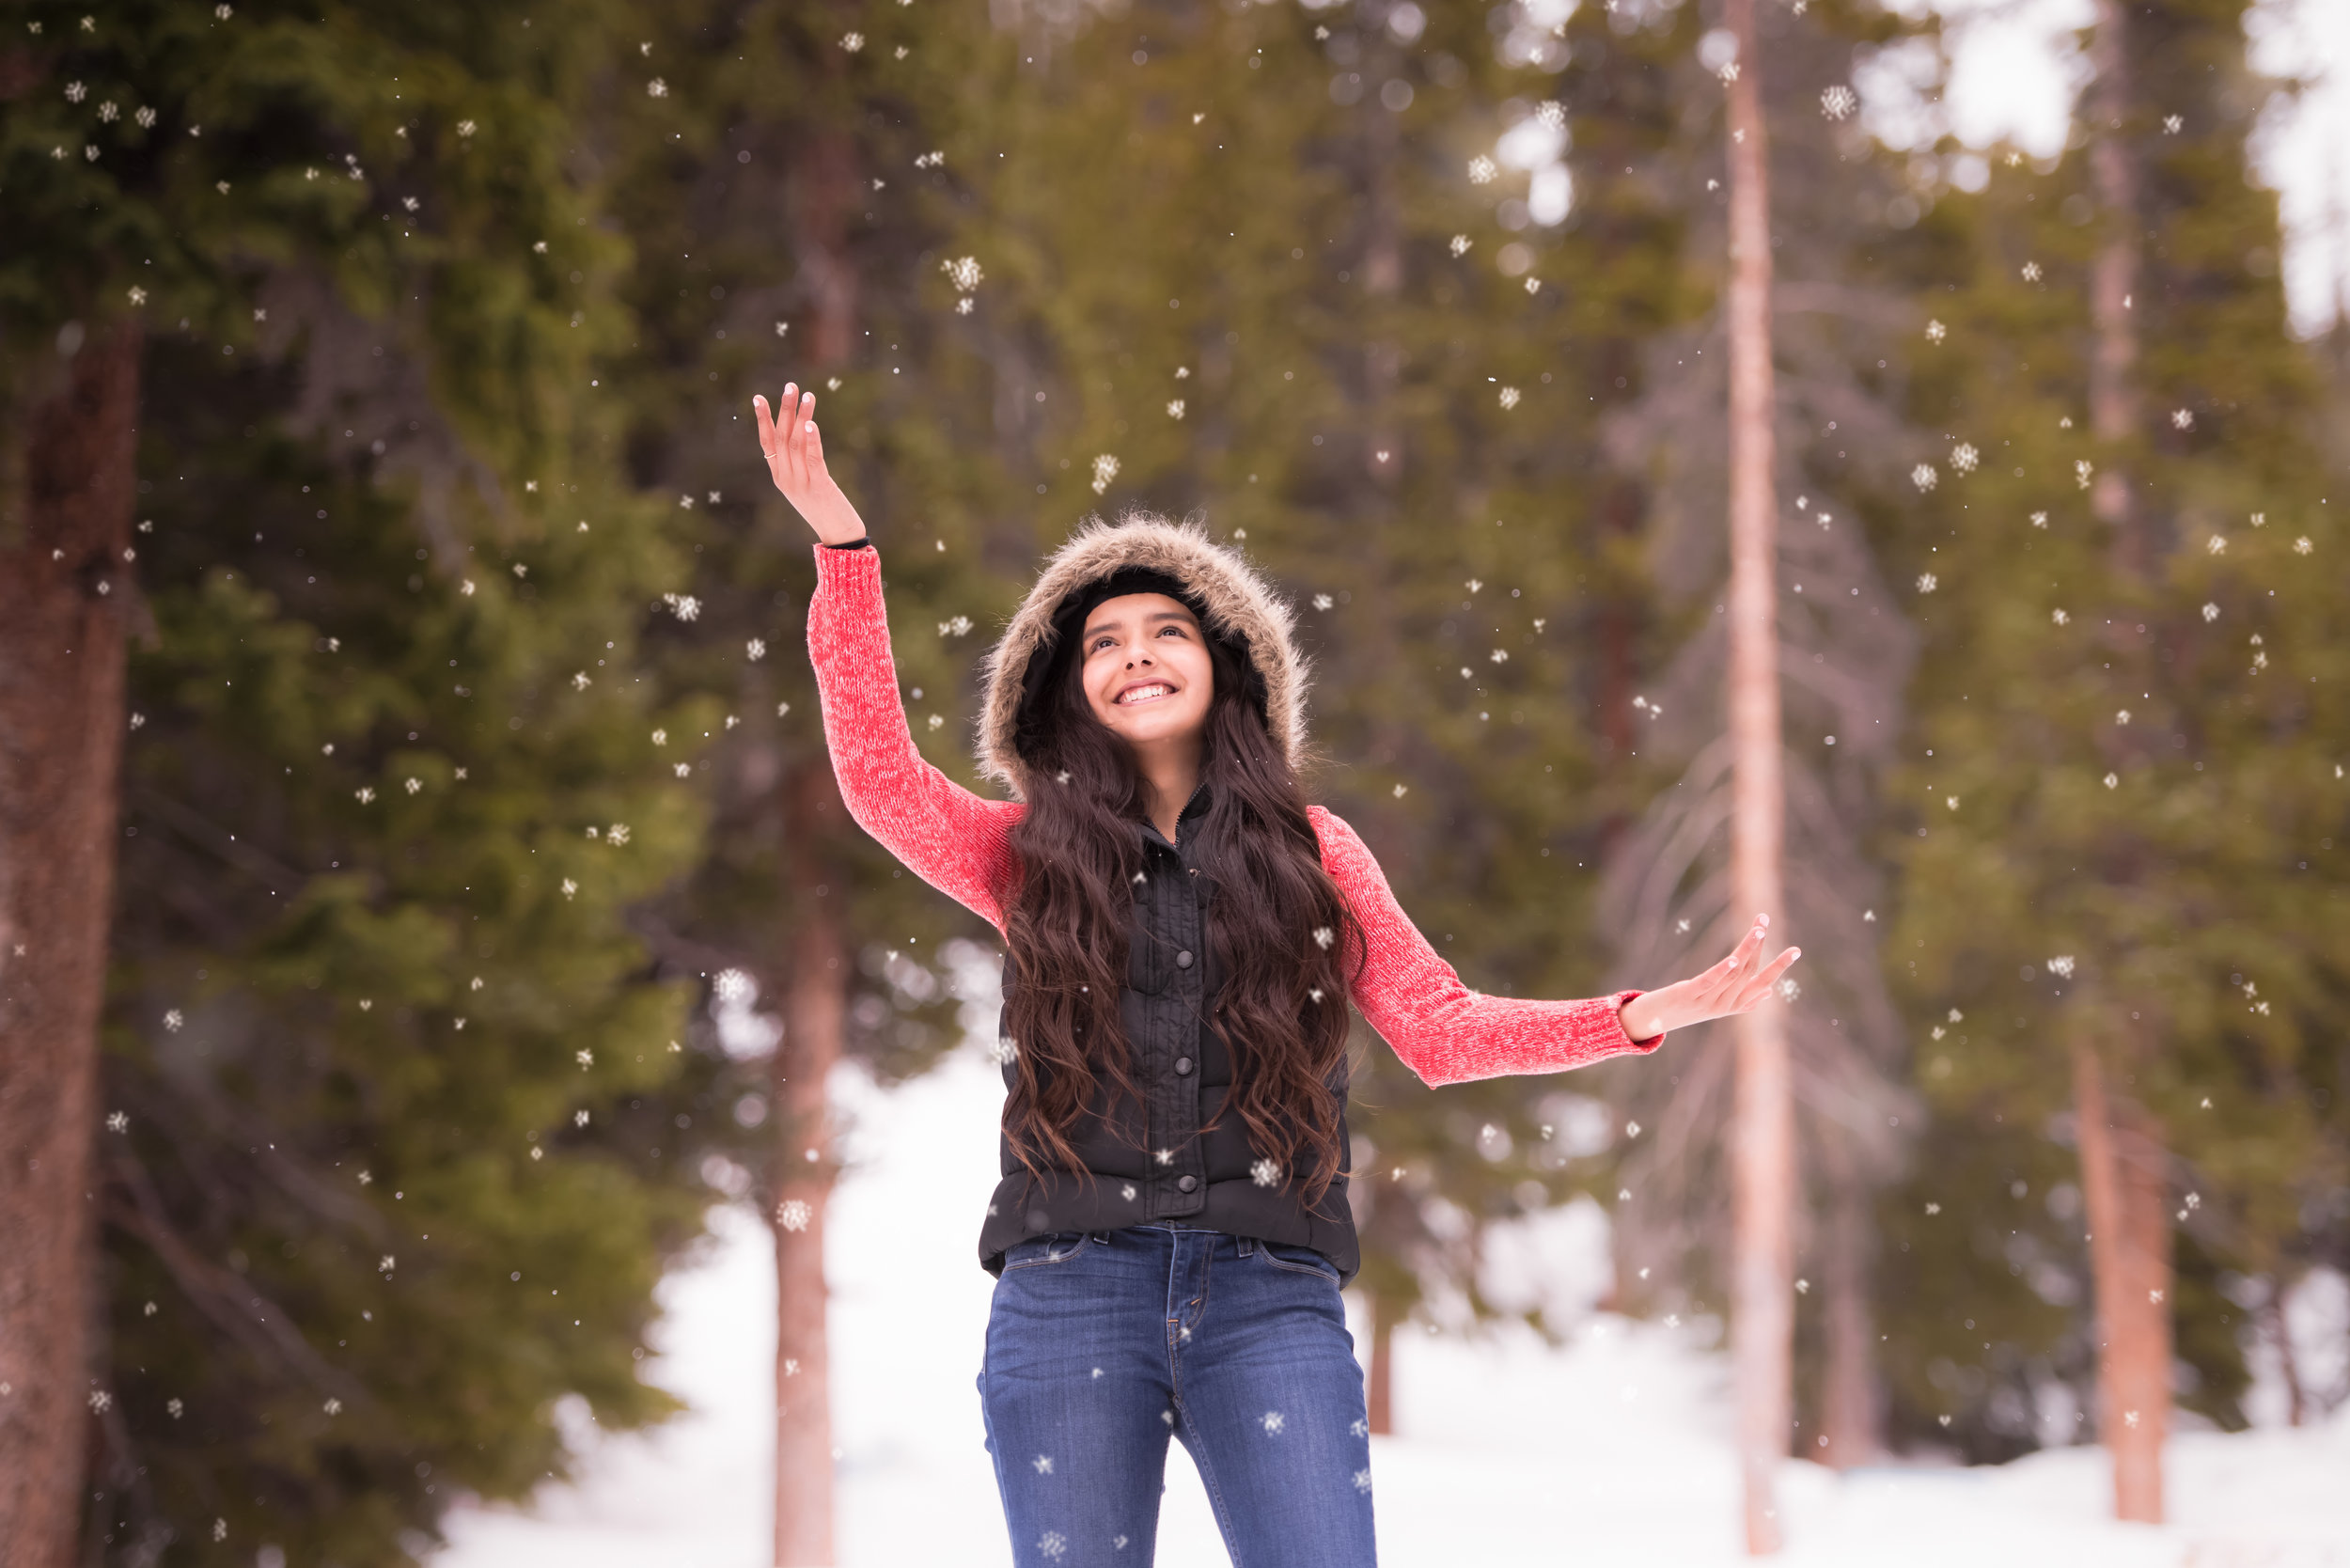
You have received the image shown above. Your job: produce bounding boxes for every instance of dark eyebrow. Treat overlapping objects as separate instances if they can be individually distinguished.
[1082,609,1196,642]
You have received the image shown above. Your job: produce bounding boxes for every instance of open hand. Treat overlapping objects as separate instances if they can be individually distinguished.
[753,384,869,546]
[1618,913,1801,1043]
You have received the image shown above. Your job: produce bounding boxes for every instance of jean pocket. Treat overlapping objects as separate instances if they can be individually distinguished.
[1257,1240,1340,1284]
[1001,1231,1094,1272]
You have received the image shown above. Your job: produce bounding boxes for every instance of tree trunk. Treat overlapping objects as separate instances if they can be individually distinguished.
[2072,1040,2170,1523]
[0,317,142,1568]
[767,107,863,1567]
[1365,1292,1397,1437]
[2077,0,2171,1523]
[1723,0,1792,1550]
[1816,1159,1879,1469]
[772,760,850,1567]
[2259,1283,2306,1428]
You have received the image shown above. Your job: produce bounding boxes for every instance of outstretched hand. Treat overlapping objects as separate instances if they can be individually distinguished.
[1618,913,1801,1043]
[753,383,870,547]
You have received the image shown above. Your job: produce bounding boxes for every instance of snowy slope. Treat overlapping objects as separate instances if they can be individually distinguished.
[435,1044,2350,1567]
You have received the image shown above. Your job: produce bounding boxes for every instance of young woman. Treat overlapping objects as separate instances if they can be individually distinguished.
[753,384,1799,1567]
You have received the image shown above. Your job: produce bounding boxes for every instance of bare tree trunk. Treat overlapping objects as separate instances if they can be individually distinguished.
[1816,1159,1879,1469]
[0,318,142,1568]
[1723,0,1792,1549]
[772,761,851,1567]
[766,104,864,1567]
[2072,1041,2170,1523]
[2077,0,2172,1522]
[1365,1292,1397,1436]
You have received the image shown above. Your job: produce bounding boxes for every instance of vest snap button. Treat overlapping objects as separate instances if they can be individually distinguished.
[1175,1056,1193,1075]
[1177,1175,1198,1193]
[1176,949,1194,968]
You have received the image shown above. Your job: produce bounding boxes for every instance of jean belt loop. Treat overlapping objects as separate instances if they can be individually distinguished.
[1237,1235,1255,1258]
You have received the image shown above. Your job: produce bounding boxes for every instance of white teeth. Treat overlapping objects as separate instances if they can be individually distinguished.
[1119,684,1171,705]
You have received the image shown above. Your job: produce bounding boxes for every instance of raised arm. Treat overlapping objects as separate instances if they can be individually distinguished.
[760,384,1022,933]
[1306,805,1662,1088]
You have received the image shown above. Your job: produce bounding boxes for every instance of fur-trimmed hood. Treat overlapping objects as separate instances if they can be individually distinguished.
[975,510,1311,803]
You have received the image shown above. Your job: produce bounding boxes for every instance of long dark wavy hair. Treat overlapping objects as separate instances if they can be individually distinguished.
[998,598,1370,1215]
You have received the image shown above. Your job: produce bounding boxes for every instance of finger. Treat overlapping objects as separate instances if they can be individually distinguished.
[791,389,816,488]
[1736,948,1802,1010]
[779,384,801,475]
[753,395,777,458]
[803,401,826,476]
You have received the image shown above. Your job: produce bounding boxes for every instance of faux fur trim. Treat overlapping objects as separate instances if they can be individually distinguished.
[975,510,1310,802]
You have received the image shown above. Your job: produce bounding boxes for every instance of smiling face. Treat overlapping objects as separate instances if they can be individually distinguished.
[1079,591,1215,752]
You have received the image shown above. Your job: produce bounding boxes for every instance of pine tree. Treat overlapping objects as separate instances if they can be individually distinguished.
[1864,0,2348,1503]
[3,2,761,1560]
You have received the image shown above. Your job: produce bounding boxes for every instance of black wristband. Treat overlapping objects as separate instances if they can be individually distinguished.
[822,535,871,551]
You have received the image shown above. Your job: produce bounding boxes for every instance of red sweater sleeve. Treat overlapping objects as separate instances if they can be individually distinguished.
[1307,804,1665,1088]
[807,542,1024,934]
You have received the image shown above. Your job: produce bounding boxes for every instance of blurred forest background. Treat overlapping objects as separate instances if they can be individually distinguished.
[1,0,2344,1562]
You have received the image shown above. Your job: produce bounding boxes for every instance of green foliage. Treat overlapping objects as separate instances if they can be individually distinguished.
[1866,0,2350,1452]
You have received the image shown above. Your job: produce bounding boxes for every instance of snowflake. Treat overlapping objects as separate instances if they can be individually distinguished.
[2103,772,2120,790]
[2201,602,2220,622]
[2250,510,2266,526]
[1261,1410,1286,1434]
[1393,783,1408,797]
[956,297,974,315]
[1497,385,1521,410]
[2294,536,2312,555]
[212,1519,227,1542]
[164,1010,184,1032]
[1917,572,1937,592]
[942,255,983,292]
[1925,1201,1941,1215]
[1312,925,1335,949]
[1821,85,1856,120]
[2207,534,2227,556]
[1031,1454,1055,1475]
[576,1048,593,1068]
[1352,1418,1371,1439]
[1923,319,1947,344]
[561,877,579,899]
[674,762,692,778]
[404,776,422,794]
[1490,648,1509,663]
[135,106,156,127]
[1155,1148,1174,1166]
[747,637,767,661]
[457,118,477,137]
[1777,976,1800,1002]
[1911,463,1937,491]
[671,591,704,619]
[2172,408,2193,431]
[1251,1158,1282,1187]
[2051,607,2069,625]
[1525,276,1541,294]
[1950,443,1979,474]
[66,81,86,102]
[2076,459,2095,489]
[575,1109,590,1126]
[355,786,376,804]
[840,31,865,52]
[2021,260,2043,282]
[323,1398,342,1415]
[2030,510,2049,528]
[647,78,667,98]
[2162,115,2183,133]
[1717,59,1740,83]
[776,1199,813,1231]
[167,1398,183,1419]
[1449,234,1473,257]
[607,823,631,845]
[1535,100,1565,130]
[127,286,148,306]
[1355,1467,1374,1493]
[1312,593,1333,611]
[2047,955,2075,978]
[98,100,117,121]
[1122,1184,1136,1201]
[379,1255,396,1273]
[1090,453,1120,494]
[2115,709,2132,725]
[106,1111,128,1133]
[1167,399,1186,419]
[1467,155,1497,184]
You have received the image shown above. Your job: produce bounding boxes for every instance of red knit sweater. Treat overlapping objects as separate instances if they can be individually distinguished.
[806,542,1667,1088]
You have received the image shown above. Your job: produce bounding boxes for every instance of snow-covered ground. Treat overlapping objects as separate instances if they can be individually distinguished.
[435,1044,2350,1567]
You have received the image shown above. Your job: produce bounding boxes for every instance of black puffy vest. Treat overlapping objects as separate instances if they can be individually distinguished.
[976,781,1360,1284]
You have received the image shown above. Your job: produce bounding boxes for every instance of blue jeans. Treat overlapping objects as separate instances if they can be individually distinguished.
[977,1223,1379,1566]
